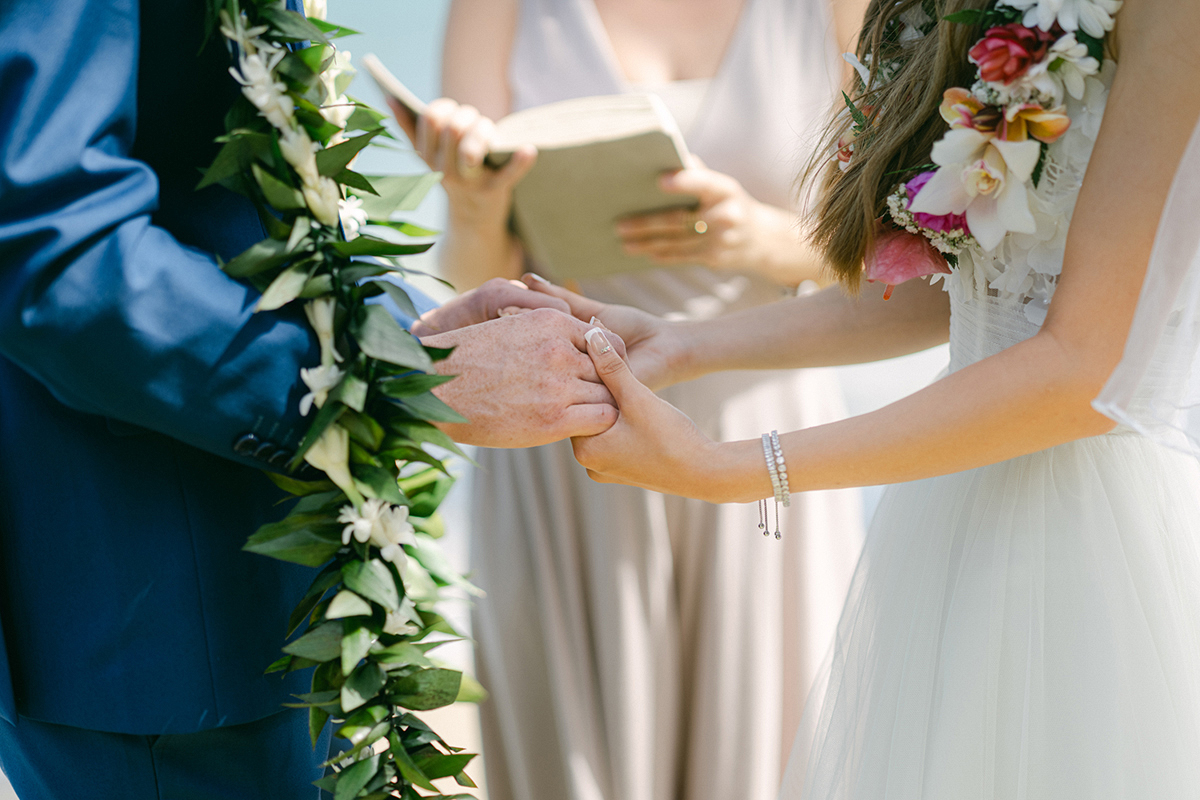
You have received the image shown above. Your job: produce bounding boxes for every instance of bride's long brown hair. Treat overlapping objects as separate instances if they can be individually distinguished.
[804,0,992,289]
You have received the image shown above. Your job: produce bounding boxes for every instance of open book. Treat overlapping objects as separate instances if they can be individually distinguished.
[363,54,696,281]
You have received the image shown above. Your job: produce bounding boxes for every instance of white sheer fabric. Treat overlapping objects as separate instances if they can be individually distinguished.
[780,57,1200,800]
[1093,117,1200,457]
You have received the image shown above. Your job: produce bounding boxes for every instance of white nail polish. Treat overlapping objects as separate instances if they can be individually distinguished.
[584,327,613,354]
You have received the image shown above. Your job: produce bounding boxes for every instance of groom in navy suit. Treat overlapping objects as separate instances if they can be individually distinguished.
[0,0,616,796]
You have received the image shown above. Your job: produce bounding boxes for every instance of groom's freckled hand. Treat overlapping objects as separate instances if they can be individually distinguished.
[419,309,619,448]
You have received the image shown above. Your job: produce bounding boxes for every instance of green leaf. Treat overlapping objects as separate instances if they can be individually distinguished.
[842,91,868,131]
[389,732,438,792]
[456,672,488,704]
[310,705,331,748]
[252,162,306,210]
[289,562,344,636]
[344,101,390,134]
[244,514,343,567]
[341,622,378,675]
[265,655,293,674]
[260,4,331,45]
[333,754,380,800]
[413,751,476,781]
[316,129,385,177]
[325,590,373,620]
[299,273,335,299]
[197,133,272,190]
[1076,29,1105,62]
[340,409,387,451]
[379,373,455,398]
[386,419,470,462]
[331,236,434,258]
[335,168,378,195]
[352,304,433,371]
[255,261,313,312]
[266,472,337,496]
[367,219,440,237]
[414,533,481,595]
[223,237,292,278]
[329,372,370,413]
[284,621,343,662]
[393,391,468,425]
[380,445,450,477]
[353,173,442,218]
[370,280,421,320]
[342,559,401,612]
[941,8,984,24]
[291,689,341,705]
[353,464,406,505]
[341,662,387,712]
[309,18,362,38]
[390,668,462,711]
[336,704,389,751]
[371,642,431,669]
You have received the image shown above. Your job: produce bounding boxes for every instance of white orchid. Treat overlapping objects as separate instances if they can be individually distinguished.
[1047,33,1100,100]
[1000,0,1122,39]
[909,128,1041,252]
[299,364,344,416]
[338,196,369,240]
[338,498,387,545]
[304,297,342,367]
[303,0,327,21]
[303,424,355,498]
[375,505,416,571]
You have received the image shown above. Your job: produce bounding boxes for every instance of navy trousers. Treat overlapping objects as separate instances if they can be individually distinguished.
[0,710,331,799]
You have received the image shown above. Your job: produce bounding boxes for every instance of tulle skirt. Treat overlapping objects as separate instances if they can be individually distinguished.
[781,430,1200,799]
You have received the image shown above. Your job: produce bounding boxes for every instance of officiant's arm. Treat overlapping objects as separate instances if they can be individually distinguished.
[571,0,1200,502]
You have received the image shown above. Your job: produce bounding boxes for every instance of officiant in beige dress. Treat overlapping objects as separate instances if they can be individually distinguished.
[397,0,869,798]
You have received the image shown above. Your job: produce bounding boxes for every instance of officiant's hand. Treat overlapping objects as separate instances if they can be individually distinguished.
[615,160,821,286]
[396,97,536,223]
[520,273,696,391]
[419,309,623,448]
[570,326,730,501]
[411,278,571,336]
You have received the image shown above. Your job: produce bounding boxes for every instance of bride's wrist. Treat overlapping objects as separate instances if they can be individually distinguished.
[700,439,776,505]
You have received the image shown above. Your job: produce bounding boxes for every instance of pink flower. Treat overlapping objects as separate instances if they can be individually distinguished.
[969,24,1056,86]
[906,172,970,233]
[865,224,952,299]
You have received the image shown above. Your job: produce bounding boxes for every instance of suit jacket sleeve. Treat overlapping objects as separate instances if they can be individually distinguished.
[0,0,322,463]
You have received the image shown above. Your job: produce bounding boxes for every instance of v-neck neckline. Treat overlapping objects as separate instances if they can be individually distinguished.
[574,0,757,135]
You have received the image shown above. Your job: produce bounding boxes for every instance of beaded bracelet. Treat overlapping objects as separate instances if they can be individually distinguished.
[758,430,789,539]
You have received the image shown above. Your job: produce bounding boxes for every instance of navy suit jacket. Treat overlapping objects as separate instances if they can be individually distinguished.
[0,0,428,734]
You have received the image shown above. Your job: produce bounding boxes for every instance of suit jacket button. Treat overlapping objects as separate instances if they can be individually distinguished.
[268,449,294,468]
[233,433,261,455]
[253,441,277,461]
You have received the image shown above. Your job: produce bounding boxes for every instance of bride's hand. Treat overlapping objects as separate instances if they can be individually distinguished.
[520,274,696,391]
[572,326,726,499]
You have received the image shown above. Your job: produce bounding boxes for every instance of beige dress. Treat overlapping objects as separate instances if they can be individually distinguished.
[470,2,864,799]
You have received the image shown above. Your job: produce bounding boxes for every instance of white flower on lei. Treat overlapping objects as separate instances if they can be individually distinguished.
[303,0,327,21]
[1048,33,1100,100]
[299,364,344,416]
[338,196,369,240]
[1000,0,1122,39]
[278,128,320,187]
[304,297,343,367]
[231,49,294,130]
[303,424,355,497]
[337,500,416,570]
[909,128,1041,252]
[302,176,342,228]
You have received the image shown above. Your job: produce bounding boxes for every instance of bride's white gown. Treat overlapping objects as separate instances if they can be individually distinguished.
[781,63,1200,798]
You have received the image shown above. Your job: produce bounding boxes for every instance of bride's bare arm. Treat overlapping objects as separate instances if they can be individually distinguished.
[569,0,1200,503]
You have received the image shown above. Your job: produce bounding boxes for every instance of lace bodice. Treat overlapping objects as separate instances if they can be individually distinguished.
[945,61,1115,375]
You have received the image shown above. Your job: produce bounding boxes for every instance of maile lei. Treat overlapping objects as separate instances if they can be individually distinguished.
[202,1,482,797]
[844,0,1120,297]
